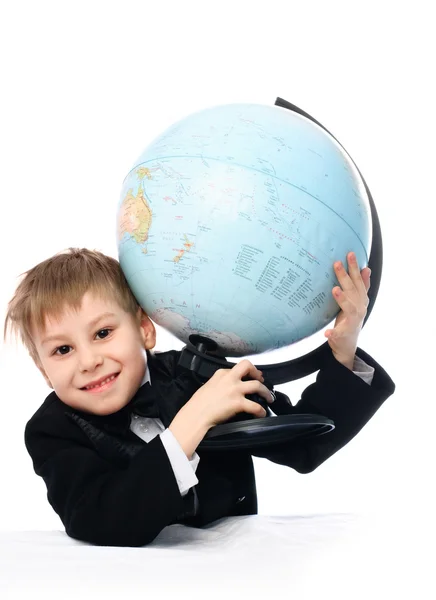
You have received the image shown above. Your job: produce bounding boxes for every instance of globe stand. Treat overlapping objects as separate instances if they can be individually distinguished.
[178,334,335,451]
[177,97,384,452]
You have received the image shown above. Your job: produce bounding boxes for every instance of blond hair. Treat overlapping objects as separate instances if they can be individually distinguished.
[4,248,141,364]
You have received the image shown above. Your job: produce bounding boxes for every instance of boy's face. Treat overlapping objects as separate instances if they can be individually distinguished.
[32,292,156,415]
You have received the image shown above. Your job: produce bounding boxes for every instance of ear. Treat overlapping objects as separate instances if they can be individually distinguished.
[136,308,156,350]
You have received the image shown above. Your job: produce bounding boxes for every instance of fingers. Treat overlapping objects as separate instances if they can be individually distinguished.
[216,360,274,416]
[363,267,371,290]
[334,252,369,299]
[231,359,264,382]
[232,360,274,402]
[241,399,267,418]
[330,253,370,331]
[334,253,360,292]
[241,379,275,404]
[348,252,370,296]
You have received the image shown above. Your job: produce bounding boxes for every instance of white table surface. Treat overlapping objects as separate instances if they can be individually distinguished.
[0,512,432,599]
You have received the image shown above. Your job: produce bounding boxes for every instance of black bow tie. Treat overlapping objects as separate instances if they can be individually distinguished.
[129,381,159,418]
[130,373,202,428]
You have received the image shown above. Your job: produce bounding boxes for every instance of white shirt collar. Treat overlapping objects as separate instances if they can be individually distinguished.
[140,362,151,388]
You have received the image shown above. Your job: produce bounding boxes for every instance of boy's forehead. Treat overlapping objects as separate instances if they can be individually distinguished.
[33,292,125,335]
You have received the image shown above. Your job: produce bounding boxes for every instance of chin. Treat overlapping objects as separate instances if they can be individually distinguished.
[61,397,128,417]
[91,400,127,416]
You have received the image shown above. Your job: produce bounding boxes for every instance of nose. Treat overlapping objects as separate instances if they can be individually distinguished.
[78,346,103,373]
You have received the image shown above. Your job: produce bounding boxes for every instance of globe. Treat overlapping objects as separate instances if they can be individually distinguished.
[117,103,372,358]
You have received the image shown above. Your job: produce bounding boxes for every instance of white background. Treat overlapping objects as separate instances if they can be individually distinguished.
[0,0,434,538]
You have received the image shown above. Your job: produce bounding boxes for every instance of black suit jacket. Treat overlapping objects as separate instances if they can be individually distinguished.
[25,346,395,547]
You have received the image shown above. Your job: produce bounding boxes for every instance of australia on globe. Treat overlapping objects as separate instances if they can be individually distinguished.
[117,103,372,357]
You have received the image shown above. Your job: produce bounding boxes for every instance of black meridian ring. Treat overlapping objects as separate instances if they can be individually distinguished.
[178,96,382,385]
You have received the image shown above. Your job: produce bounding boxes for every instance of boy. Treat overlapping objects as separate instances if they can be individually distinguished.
[4,248,395,547]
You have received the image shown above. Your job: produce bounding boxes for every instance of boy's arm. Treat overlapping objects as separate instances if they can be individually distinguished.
[159,428,200,493]
[252,347,395,472]
[25,412,191,547]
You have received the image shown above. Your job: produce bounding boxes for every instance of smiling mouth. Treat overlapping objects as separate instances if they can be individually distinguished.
[81,373,119,392]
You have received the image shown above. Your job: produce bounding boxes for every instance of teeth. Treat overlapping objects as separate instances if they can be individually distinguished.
[85,374,117,390]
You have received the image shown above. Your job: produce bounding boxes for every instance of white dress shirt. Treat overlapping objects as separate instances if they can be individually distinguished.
[129,355,375,498]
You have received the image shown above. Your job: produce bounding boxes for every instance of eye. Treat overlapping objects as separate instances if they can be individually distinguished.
[96,328,112,340]
[54,345,71,356]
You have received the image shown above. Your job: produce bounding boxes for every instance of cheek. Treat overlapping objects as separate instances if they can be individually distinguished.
[130,348,147,372]
[125,345,147,379]
[45,361,73,386]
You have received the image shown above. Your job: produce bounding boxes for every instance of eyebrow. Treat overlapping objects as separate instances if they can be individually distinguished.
[41,312,117,346]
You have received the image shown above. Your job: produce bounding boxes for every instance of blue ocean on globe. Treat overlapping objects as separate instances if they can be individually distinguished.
[117,103,372,357]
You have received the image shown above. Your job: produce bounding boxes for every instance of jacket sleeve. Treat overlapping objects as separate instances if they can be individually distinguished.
[252,347,396,473]
[25,412,188,547]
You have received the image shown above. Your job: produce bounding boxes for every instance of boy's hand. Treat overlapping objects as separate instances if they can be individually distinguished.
[188,359,274,429]
[324,251,371,369]
[169,360,274,457]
